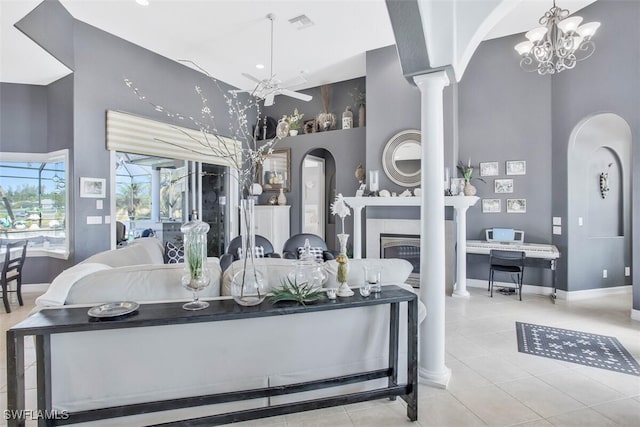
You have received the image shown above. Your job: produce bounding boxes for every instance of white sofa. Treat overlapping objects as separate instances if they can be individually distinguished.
[35,248,425,425]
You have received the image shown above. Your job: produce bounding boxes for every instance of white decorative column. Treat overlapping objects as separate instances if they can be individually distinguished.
[352,205,364,259]
[151,168,161,222]
[414,70,451,388]
[453,204,471,297]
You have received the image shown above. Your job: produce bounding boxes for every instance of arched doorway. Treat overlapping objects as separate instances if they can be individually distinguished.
[567,113,632,292]
[301,149,336,250]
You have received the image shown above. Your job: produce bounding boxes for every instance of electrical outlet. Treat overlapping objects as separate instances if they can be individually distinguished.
[625,267,631,276]
[602,269,608,278]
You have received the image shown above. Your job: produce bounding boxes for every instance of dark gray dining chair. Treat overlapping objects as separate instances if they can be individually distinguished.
[1,240,28,313]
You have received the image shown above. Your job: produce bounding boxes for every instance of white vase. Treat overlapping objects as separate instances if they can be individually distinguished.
[289,129,299,136]
[277,188,287,205]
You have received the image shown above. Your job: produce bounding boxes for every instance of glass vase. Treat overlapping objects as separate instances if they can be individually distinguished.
[231,199,268,306]
[180,211,211,310]
[336,233,354,297]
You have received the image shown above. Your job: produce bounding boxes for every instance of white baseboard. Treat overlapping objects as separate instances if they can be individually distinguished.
[22,283,49,294]
[466,279,633,301]
[466,278,553,296]
[631,309,640,322]
[556,285,632,301]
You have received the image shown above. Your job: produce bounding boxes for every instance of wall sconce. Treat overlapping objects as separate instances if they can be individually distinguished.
[599,163,613,199]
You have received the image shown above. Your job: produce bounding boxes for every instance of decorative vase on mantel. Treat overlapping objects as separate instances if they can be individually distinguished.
[463,181,477,196]
[336,233,353,297]
[180,211,211,311]
[230,199,267,306]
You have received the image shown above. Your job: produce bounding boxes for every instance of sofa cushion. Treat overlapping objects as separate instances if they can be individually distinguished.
[221,258,297,296]
[164,241,185,264]
[66,258,221,304]
[323,258,413,288]
[237,246,265,259]
[81,237,164,267]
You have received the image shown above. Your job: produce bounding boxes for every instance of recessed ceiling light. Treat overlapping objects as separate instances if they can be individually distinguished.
[136,0,150,6]
[256,64,265,69]
[289,14,314,30]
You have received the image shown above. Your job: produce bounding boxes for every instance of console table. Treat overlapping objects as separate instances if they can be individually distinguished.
[7,286,418,426]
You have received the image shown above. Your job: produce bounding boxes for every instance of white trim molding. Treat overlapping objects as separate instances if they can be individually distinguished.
[556,285,632,301]
[466,278,554,296]
[630,309,640,322]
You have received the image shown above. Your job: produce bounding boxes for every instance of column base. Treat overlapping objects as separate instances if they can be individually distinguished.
[418,366,451,388]
[452,286,470,298]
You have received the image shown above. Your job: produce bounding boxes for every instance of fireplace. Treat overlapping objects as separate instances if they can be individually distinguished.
[380,234,420,288]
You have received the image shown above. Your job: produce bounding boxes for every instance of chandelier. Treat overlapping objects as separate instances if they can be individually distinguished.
[514,1,600,75]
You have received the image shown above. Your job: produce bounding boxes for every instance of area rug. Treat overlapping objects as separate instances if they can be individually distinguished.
[516,322,640,376]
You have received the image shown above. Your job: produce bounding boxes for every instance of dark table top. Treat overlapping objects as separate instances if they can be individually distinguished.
[9,285,416,336]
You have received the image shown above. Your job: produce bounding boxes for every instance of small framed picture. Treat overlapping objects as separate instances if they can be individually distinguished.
[506,160,526,175]
[482,199,501,213]
[507,198,526,213]
[450,178,465,196]
[480,161,499,177]
[494,178,514,194]
[80,177,106,198]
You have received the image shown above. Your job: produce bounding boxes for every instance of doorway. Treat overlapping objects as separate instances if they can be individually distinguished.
[302,155,325,238]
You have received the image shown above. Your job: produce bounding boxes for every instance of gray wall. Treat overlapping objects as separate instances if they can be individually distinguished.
[550,0,639,300]
[458,35,553,286]
[0,83,48,152]
[12,0,246,279]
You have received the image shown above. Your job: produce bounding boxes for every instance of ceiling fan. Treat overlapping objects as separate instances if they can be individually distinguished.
[234,13,312,107]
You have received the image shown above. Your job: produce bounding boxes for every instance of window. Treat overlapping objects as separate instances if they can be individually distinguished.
[0,150,69,259]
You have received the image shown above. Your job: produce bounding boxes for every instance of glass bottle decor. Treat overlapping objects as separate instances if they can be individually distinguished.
[288,239,326,291]
[231,199,268,306]
[336,233,354,297]
[342,106,353,129]
[180,210,211,310]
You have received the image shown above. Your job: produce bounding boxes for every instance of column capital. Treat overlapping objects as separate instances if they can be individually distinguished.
[413,71,450,90]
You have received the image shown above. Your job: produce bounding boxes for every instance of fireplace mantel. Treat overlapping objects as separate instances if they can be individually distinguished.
[343,195,479,297]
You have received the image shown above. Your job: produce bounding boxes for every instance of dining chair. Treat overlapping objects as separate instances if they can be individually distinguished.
[1,240,28,313]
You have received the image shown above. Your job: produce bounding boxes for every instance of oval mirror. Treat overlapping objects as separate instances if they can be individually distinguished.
[382,130,421,187]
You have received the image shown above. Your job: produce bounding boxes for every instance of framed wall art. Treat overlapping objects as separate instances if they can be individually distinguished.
[258,148,291,192]
[506,160,526,175]
[507,198,526,213]
[482,199,501,213]
[494,178,514,194]
[80,177,106,198]
[480,161,499,177]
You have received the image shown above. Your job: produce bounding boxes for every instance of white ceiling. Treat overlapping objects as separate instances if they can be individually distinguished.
[1,0,597,88]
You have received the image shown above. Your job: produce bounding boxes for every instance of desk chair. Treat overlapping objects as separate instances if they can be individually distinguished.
[488,249,525,300]
[1,240,28,313]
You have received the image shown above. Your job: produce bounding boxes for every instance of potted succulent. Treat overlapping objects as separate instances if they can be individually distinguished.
[284,108,304,136]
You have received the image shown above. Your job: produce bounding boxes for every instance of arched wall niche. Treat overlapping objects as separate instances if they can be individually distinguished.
[567,113,632,291]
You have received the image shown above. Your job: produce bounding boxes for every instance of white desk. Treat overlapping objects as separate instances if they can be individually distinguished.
[343,196,479,297]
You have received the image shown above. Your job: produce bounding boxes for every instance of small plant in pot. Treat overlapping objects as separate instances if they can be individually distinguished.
[284,109,304,136]
[457,160,485,196]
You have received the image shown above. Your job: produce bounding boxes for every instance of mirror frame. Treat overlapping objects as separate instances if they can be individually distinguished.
[382,129,421,187]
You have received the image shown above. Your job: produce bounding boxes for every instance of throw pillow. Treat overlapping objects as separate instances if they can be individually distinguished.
[164,241,184,264]
[298,246,325,262]
[236,246,265,259]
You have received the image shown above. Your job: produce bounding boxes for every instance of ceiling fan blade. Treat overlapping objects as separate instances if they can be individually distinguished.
[264,93,276,106]
[279,89,312,102]
[242,73,263,84]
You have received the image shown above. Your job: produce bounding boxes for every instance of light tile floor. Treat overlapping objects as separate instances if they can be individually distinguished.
[1,288,638,426]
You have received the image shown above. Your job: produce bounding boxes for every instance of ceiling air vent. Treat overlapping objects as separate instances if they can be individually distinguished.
[288,15,314,30]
